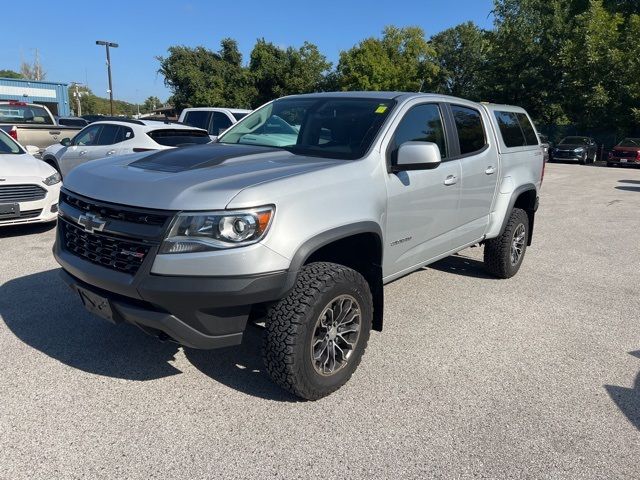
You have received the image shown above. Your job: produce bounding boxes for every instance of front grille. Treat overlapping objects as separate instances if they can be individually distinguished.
[0,208,42,220]
[60,219,151,275]
[60,191,169,226]
[554,150,578,158]
[0,184,46,203]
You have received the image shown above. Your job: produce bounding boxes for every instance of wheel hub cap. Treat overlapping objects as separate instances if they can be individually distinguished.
[510,223,526,266]
[310,294,361,376]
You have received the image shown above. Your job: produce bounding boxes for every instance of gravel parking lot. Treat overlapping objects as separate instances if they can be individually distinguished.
[1,162,639,479]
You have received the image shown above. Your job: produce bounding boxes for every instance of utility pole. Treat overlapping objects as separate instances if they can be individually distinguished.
[70,82,85,117]
[95,40,118,115]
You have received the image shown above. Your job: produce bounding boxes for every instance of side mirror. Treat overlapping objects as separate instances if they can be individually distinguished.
[25,145,40,156]
[60,138,71,147]
[394,141,442,172]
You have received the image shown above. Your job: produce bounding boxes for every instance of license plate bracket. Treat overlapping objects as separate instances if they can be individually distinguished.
[0,203,20,218]
[76,286,116,323]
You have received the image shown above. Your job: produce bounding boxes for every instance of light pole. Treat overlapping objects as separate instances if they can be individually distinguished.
[95,40,118,115]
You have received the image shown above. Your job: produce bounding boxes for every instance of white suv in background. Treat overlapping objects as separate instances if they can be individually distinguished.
[0,130,60,227]
[178,107,251,136]
[41,120,210,177]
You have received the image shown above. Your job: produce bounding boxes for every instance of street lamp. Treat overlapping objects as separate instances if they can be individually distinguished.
[95,40,118,115]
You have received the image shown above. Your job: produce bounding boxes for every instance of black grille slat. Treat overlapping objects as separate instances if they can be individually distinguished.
[60,192,168,226]
[61,220,151,275]
[0,184,47,203]
[0,208,42,219]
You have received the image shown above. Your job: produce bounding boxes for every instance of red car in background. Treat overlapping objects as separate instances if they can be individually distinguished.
[608,138,640,167]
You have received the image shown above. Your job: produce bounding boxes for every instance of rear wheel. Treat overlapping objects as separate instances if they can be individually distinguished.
[263,262,372,400]
[484,208,529,279]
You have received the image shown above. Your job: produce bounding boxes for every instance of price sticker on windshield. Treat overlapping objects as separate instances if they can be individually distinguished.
[375,104,388,114]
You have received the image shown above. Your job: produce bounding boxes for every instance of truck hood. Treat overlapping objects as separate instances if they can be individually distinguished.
[0,153,56,179]
[63,143,344,210]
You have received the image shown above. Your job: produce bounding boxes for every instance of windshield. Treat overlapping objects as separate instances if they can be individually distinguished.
[0,104,53,125]
[0,130,22,154]
[218,97,395,160]
[617,138,640,147]
[559,136,588,145]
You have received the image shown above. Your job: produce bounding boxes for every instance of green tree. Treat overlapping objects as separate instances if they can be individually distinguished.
[0,69,22,79]
[157,39,253,110]
[142,96,163,113]
[249,40,331,106]
[430,22,490,100]
[336,26,439,92]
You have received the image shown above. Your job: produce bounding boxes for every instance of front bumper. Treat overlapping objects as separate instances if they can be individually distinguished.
[608,157,639,165]
[54,226,294,349]
[0,182,60,227]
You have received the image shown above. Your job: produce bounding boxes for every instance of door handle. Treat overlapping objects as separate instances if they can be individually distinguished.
[443,175,457,186]
[485,166,496,175]
[106,150,116,156]
[79,150,87,156]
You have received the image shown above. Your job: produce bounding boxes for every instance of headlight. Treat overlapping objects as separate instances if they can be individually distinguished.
[574,147,585,153]
[160,206,274,253]
[43,172,61,186]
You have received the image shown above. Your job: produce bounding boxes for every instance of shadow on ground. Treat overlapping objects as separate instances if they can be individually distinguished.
[0,268,297,401]
[605,351,640,431]
[615,186,640,192]
[428,253,495,279]
[0,222,56,238]
[619,179,640,185]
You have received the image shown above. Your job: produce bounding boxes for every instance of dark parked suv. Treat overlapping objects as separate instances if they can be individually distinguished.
[550,136,597,164]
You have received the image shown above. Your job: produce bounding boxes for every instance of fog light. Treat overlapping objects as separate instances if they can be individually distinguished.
[50,203,59,213]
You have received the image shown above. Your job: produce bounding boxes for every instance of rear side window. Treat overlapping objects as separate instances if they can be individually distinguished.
[451,105,486,155]
[390,103,447,163]
[95,124,122,145]
[494,111,526,147]
[0,104,53,125]
[210,112,233,135]
[232,112,248,121]
[516,113,538,145]
[183,111,211,130]
[147,129,211,147]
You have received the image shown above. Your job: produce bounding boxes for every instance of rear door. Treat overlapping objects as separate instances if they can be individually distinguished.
[88,124,124,160]
[446,103,498,245]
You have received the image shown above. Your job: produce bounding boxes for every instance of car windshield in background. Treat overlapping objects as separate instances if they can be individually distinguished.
[0,131,22,154]
[218,97,396,160]
[618,138,640,147]
[559,136,588,145]
[147,129,211,147]
[0,104,53,125]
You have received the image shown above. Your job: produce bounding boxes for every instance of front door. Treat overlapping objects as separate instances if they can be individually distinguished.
[59,124,103,176]
[383,103,462,280]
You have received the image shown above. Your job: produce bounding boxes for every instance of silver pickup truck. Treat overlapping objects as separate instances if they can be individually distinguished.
[54,92,544,400]
[0,101,81,156]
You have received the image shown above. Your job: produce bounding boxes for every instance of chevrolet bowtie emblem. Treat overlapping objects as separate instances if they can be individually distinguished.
[77,213,107,233]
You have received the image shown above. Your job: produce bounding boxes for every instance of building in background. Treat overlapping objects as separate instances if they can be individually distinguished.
[0,77,70,116]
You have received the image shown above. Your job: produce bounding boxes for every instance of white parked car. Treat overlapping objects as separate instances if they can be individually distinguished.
[41,119,210,177]
[0,130,61,227]
[178,107,251,136]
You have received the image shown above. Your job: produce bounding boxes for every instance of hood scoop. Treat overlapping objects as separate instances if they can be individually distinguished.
[129,143,278,173]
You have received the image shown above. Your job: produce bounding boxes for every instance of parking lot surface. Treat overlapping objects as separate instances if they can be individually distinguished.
[1,163,639,479]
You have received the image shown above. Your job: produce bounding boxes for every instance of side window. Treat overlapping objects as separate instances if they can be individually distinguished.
[183,111,211,130]
[494,111,526,148]
[210,112,233,135]
[114,127,134,143]
[515,113,538,145]
[73,125,102,146]
[451,105,486,155]
[390,104,447,164]
[95,124,122,145]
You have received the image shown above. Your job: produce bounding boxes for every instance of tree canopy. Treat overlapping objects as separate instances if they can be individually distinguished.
[154,1,639,137]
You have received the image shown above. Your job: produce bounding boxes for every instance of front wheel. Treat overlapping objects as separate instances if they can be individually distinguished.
[263,262,373,400]
[484,208,529,279]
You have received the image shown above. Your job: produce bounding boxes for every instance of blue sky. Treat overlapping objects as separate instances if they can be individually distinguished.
[2,0,495,104]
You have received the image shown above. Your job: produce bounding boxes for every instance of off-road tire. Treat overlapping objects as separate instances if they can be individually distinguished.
[263,262,373,400]
[484,208,529,279]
